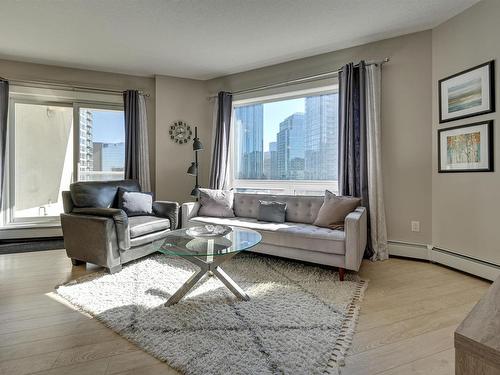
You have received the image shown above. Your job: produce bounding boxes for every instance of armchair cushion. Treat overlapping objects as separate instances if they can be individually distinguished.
[129,216,170,238]
[70,180,141,208]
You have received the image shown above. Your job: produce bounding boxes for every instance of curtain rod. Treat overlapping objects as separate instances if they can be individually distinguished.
[0,77,150,97]
[208,57,390,99]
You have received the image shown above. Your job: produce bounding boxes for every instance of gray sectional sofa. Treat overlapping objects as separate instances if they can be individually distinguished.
[182,193,367,279]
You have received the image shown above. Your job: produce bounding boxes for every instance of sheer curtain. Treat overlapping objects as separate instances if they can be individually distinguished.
[365,64,388,260]
[124,90,150,191]
[0,80,8,209]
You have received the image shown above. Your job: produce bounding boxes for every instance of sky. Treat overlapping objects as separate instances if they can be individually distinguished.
[89,109,125,143]
[263,98,304,151]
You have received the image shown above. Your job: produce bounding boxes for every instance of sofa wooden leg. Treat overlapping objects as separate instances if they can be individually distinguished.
[108,265,122,274]
[71,258,85,266]
[339,267,345,281]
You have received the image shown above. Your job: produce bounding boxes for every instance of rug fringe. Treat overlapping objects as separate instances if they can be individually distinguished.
[324,279,369,374]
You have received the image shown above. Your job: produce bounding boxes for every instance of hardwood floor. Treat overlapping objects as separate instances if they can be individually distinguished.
[0,249,491,375]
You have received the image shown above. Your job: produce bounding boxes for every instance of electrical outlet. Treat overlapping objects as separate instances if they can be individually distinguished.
[411,221,420,232]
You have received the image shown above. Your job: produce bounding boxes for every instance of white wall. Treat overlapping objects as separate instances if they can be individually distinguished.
[432,0,500,266]
[155,75,211,204]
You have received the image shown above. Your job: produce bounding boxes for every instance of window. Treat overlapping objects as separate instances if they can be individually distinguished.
[78,108,125,181]
[231,86,338,195]
[7,92,124,224]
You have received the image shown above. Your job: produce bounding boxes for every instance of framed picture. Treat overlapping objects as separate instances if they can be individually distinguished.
[438,120,493,173]
[438,60,495,123]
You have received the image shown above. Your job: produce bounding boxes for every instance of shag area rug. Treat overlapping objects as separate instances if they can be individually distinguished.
[56,253,367,375]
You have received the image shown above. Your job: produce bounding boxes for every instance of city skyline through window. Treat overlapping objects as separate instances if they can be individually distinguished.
[234,91,338,186]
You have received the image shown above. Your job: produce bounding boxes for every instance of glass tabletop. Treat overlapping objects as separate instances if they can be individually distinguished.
[156,226,262,257]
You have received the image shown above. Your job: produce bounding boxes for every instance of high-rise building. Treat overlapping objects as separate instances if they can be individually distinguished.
[79,110,94,180]
[93,142,125,172]
[269,142,278,179]
[234,104,264,179]
[305,94,338,180]
[277,113,305,180]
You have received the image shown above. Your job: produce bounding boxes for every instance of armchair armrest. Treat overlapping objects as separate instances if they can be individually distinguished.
[71,207,130,250]
[153,201,180,230]
[344,207,367,272]
[181,202,200,228]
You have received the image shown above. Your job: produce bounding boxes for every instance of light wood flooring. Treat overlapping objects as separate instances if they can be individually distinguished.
[0,249,491,375]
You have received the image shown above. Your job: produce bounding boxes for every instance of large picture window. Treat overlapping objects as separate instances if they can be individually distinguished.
[231,87,338,195]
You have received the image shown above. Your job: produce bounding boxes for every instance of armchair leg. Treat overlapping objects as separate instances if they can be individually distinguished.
[108,265,122,274]
[338,267,345,281]
[71,258,85,266]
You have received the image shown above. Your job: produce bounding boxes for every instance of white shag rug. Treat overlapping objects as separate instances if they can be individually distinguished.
[56,253,367,375]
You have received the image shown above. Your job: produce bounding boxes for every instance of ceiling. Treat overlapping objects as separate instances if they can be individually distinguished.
[0,0,479,80]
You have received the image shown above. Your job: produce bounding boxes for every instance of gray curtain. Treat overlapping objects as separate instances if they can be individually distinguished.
[209,91,233,189]
[0,80,8,206]
[338,61,372,257]
[124,90,150,190]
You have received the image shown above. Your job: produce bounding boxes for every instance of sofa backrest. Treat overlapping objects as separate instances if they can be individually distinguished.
[233,193,324,224]
[69,180,141,209]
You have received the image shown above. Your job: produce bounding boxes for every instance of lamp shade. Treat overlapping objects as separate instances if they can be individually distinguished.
[190,186,200,197]
[193,138,204,151]
[187,162,197,176]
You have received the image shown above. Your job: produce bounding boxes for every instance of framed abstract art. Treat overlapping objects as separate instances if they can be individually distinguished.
[438,121,493,173]
[438,60,495,123]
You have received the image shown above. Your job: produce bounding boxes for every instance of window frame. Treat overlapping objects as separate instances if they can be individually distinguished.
[229,84,339,195]
[4,93,124,227]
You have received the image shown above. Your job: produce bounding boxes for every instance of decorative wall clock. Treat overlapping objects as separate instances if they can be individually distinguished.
[169,121,192,144]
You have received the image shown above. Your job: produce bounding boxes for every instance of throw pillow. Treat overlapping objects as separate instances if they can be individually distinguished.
[198,188,235,218]
[117,188,153,217]
[258,201,287,223]
[313,190,361,230]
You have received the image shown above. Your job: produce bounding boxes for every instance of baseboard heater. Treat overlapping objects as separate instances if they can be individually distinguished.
[388,241,500,281]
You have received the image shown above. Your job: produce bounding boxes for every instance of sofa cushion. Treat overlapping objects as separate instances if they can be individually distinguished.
[234,193,323,224]
[189,216,345,255]
[70,180,141,208]
[198,188,235,218]
[258,200,286,223]
[129,216,170,238]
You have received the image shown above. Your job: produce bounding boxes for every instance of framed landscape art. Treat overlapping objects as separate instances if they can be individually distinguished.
[438,60,495,123]
[438,120,493,173]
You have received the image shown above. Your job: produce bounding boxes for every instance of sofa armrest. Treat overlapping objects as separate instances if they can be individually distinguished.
[60,213,121,269]
[344,206,367,272]
[153,201,180,230]
[181,202,201,228]
[71,207,130,250]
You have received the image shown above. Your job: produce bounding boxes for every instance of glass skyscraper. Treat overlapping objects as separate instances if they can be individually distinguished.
[277,113,305,179]
[305,93,338,180]
[234,104,264,179]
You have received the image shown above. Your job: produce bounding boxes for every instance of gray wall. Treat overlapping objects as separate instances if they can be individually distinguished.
[432,0,500,265]
[0,59,157,188]
[207,31,433,245]
[155,75,211,203]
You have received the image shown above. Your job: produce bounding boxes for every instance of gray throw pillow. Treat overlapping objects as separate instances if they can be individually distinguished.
[313,190,361,230]
[198,188,235,218]
[258,200,287,223]
[117,188,153,217]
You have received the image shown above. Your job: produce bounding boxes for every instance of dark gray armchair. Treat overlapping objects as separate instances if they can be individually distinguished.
[60,180,179,273]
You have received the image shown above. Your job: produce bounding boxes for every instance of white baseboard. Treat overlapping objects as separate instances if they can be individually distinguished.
[388,241,500,281]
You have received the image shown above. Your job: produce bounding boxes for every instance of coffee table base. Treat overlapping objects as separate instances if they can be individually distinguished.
[165,252,249,306]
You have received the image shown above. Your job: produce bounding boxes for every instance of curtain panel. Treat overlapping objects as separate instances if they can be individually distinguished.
[209,91,233,189]
[124,90,151,191]
[0,80,8,207]
[339,61,388,260]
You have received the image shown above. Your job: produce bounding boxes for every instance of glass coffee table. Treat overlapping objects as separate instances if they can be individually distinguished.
[156,226,262,306]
